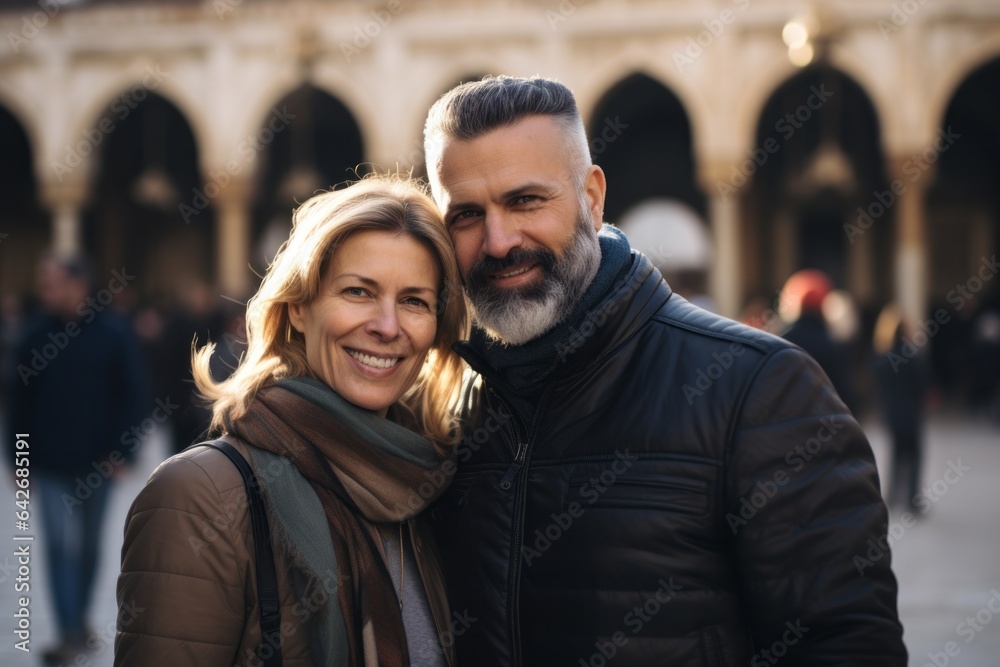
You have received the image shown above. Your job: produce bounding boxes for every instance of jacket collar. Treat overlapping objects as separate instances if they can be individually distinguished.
[455,250,673,392]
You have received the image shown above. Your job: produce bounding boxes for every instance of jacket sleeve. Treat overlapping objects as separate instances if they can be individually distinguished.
[114,453,250,667]
[726,346,906,666]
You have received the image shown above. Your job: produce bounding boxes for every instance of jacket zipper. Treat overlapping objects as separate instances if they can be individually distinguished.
[493,387,525,490]
[489,386,552,667]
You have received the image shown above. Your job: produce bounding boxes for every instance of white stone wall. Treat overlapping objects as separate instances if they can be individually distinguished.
[1,0,998,313]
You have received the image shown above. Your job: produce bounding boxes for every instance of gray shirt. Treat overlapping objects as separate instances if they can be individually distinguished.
[379,523,447,667]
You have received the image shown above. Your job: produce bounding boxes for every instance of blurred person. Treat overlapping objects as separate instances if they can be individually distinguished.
[159,281,223,453]
[4,253,149,665]
[208,298,249,383]
[779,269,860,415]
[0,293,26,404]
[739,294,784,334]
[969,294,1000,417]
[822,288,861,345]
[873,304,931,513]
[131,299,172,404]
[115,175,468,667]
[422,75,905,666]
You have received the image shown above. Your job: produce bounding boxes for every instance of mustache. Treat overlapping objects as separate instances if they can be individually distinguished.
[466,247,556,289]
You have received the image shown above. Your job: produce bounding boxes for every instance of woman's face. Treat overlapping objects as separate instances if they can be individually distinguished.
[289,229,440,416]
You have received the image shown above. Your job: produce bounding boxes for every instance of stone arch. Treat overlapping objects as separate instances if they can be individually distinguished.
[927,40,1000,142]
[924,52,1000,401]
[247,84,366,271]
[82,90,210,301]
[410,70,493,179]
[826,47,900,155]
[0,84,42,179]
[0,101,49,300]
[588,71,705,224]
[744,63,889,309]
[574,58,709,163]
[736,48,895,162]
[238,75,374,171]
[62,68,210,188]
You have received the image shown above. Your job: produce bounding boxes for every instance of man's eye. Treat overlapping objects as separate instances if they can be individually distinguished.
[513,195,538,205]
[450,210,481,227]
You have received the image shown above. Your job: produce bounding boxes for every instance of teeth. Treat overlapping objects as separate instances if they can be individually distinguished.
[496,265,531,279]
[349,351,400,369]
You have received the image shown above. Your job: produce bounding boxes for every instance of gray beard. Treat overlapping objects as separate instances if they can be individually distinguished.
[466,213,601,346]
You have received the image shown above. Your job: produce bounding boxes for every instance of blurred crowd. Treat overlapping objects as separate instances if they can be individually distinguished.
[737,271,1000,419]
[0,250,997,662]
[1,259,249,457]
[3,259,1000,450]
[737,268,1000,512]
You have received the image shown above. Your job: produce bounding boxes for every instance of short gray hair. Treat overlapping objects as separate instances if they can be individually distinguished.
[423,76,591,197]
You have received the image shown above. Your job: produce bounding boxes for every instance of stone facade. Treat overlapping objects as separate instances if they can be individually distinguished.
[1,0,998,321]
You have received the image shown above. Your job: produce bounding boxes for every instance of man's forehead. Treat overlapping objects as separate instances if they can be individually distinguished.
[435,118,569,200]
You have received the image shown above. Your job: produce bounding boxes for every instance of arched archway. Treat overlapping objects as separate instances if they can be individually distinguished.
[588,73,704,225]
[81,91,208,304]
[745,65,889,310]
[250,85,365,272]
[0,104,48,301]
[926,55,1000,402]
[410,72,491,182]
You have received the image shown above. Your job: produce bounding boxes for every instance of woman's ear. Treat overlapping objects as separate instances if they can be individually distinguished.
[287,302,305,333]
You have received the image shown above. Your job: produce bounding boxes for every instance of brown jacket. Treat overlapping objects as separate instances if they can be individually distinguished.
[115,439,455,667]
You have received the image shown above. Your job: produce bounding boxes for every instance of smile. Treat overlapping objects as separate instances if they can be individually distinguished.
[493,264,534,279]
[348,350,401,369]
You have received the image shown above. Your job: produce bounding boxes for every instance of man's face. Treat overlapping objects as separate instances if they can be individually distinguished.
[37,261,77,318]
[433,115,606,344]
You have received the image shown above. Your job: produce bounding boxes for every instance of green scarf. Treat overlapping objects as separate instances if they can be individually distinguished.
[229,376,454,667]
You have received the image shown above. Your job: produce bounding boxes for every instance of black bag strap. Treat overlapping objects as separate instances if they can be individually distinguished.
[200,439,283,667]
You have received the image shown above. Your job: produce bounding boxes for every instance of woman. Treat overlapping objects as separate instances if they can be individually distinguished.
[115,175,468,667]
[872,303,929,513]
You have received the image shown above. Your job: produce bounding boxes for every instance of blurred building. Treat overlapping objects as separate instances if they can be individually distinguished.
[0,0,998,377]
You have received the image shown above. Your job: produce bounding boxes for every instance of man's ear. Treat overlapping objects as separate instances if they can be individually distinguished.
[583,165,607,231]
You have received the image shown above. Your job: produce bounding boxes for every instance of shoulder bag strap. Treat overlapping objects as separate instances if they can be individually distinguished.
[200,439,283,667]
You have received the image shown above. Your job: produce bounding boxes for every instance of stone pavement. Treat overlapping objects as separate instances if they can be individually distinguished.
[0,413,997,666]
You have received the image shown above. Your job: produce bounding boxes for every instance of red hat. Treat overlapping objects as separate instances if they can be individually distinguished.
[782,269,833,313]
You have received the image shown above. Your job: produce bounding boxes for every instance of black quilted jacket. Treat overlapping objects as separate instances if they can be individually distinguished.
[427,252,906,666]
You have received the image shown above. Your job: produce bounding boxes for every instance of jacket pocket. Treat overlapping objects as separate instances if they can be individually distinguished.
[566,460,711,517]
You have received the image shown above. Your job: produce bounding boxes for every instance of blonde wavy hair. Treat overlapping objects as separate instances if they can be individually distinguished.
[192,174,469,446]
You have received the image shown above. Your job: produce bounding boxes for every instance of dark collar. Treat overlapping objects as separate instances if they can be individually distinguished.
[455,249,673,396]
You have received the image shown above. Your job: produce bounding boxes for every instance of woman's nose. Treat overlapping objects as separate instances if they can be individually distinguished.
[364,299,400,340]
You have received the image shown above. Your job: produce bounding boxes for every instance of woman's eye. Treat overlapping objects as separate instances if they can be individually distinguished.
[344,287,367,297]
[403,296,431,309]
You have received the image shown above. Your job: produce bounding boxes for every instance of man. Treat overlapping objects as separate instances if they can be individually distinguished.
[423,76,906,665]
[779,269,859,415]
[5,254,148,664]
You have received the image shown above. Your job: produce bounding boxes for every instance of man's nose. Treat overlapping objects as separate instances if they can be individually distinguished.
[482,210,524,259]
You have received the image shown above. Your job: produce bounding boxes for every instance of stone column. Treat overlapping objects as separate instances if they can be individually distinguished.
[890,158,929,327]
[773,206,797,291]
[39,182,88,255]
[846,209,875,306]
[215,177,252,298]
[699,162,742,319]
